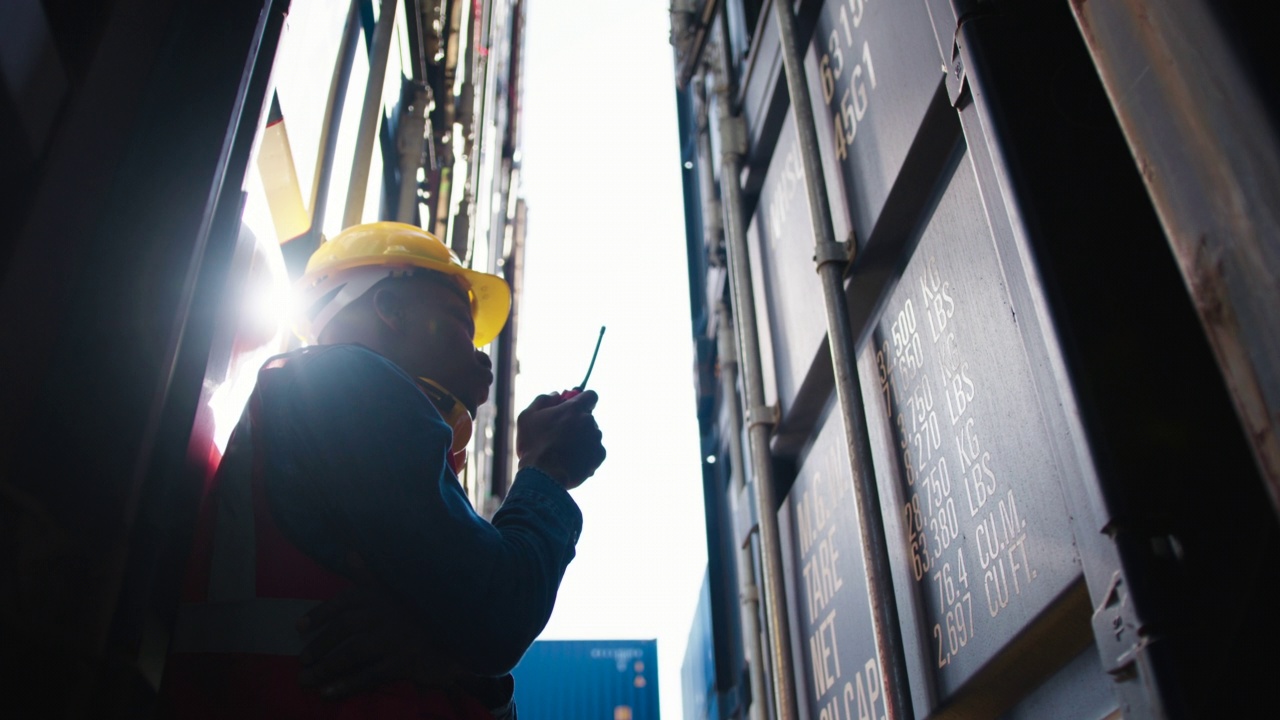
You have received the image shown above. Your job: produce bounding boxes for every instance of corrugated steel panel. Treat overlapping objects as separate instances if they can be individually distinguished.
[746,110,827,414]
[512,640,660,720]
[675,0,1280,717]
[778,408,885,720]
[999,647,1117,720]
[800,0,943,250]
[856,145,1094,715]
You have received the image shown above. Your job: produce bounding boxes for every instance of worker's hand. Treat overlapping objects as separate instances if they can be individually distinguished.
[297,557,456,699]
[516,390,606,490]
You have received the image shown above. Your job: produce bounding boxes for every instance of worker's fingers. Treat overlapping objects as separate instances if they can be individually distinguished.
[563,389,599,412]
[523,392,564,413]
[575,433,607,477]
[567,412,602,442]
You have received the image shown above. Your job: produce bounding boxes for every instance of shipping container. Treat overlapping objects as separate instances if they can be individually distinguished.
[672,0,1280,719]
[685,567,754,720]
[684,576,718,720]
[513,640,661,720]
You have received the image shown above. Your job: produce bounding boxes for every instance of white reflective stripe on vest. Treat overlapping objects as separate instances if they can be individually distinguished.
[171,598,321,655]
[173,406,318,656]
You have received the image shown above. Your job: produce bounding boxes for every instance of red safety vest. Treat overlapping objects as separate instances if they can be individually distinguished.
[157,361,495,719]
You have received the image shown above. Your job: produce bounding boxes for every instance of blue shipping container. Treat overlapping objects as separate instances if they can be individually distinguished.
[680,572,715,720]
[512,640,660,720]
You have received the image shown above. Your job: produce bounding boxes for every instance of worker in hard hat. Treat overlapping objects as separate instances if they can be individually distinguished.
[158,222,605,719]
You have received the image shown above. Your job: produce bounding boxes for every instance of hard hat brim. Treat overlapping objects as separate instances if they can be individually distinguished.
[299,257,510,347]
[296,222,511,347]
[454,264,511,347]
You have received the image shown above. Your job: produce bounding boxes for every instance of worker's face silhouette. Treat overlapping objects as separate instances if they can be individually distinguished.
[372,273,493,414]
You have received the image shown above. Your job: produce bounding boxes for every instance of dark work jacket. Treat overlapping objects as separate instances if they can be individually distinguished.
[254,344,582,709]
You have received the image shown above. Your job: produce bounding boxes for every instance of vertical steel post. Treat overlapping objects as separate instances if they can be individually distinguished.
[698,58,767,720]
[696,53,762,712]
[770,1,913,717]
[696,56,766,720]
[692,74,723,267]
[712,17,799,720]
[280,0,360,281]
[395,84,431,223]
[717,301,769,720]
[343,0,400,228]
[303,0,361,247]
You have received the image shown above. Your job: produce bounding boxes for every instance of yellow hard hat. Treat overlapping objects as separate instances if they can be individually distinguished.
[296,221,511,346]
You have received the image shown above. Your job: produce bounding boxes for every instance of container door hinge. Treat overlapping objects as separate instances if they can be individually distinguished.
[1091,571,1152,682]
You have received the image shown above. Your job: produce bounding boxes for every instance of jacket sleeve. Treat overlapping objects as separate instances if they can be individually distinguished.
[254,345,582,675]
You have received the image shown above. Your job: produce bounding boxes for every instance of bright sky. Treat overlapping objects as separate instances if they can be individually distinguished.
[516,2,708,718]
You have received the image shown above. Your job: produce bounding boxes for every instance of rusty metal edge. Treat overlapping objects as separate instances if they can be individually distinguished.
[1067,0,1280,516]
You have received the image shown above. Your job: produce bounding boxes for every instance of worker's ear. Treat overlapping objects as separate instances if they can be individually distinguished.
[372,286,405,334]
